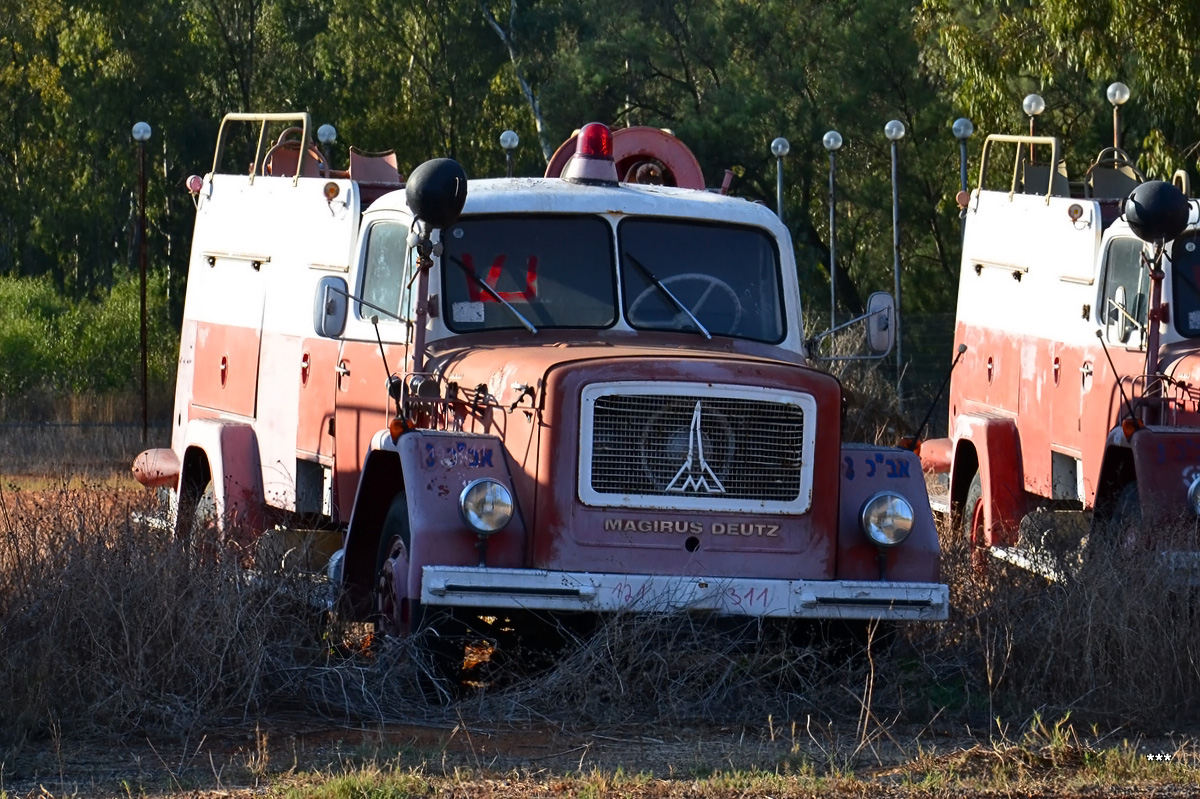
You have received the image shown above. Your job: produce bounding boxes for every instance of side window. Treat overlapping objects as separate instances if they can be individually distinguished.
[1099,237,1147,346]
[1171,231,1200,337]
[359,221,411,321]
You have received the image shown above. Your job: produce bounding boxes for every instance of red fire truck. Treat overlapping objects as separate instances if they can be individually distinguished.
[922,129,1200,575]
[133,112,947,652]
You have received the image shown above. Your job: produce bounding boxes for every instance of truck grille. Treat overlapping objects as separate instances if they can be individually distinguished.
[580,383,815,513]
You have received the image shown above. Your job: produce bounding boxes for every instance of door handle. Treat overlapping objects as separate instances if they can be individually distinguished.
[1080,363,1093,378]
[336,361,350,377]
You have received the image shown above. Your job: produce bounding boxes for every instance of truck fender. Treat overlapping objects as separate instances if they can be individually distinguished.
[177,418,266,539]
[340,430,528,620]
[1092,428,1135,526]
[341,448,404,619]
[951,414,1024,546]
[838,445,940,582]
[1123,428,1200,524]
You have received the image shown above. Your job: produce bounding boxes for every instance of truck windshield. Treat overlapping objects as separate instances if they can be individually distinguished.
[441,215,617,332]
[440,214,784,343]
[619,218,784,343]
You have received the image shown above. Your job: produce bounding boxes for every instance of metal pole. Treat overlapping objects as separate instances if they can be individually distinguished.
[828,151,837,329]
[959,139,968,194]
[776,156,784,222]
[959,138,969,240]
[500,130,519,178]
[884,119,905,409]
[770,137,789,222]
[952,118,974,241]
[1022,94,1044,164]
[890,138,902,406]
[822,131,843,329]
[138,140,148,443]
[1107,82,1130,150]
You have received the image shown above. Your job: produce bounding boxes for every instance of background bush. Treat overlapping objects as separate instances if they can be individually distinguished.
[0,273,176,421]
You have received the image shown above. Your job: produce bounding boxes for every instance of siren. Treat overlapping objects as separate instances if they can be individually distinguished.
[1125,180,1189,244]
[561,123,619,185]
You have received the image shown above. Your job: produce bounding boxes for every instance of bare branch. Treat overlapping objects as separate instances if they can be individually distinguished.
[479,0,553,164]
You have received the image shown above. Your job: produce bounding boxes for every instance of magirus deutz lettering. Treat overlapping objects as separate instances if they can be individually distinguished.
[133,112,948,678]
[603,518,780,537]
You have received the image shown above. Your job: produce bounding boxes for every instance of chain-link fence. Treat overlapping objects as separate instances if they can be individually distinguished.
[901,312,957,439]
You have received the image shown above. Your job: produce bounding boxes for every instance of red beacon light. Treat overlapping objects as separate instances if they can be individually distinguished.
[185,174,206,208]
[577,122,612,158]
[561,122,618,185]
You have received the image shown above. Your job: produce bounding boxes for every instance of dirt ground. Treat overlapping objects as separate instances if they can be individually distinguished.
[3,718,1197,798]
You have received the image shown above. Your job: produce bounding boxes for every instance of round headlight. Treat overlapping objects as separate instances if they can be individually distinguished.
[860,491,915,547]
[1187,475,1200,517]
[459,478,513,535]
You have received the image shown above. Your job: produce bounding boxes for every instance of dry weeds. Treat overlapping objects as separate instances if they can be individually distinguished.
[0,480,1198,796]
[2,376,1199,797]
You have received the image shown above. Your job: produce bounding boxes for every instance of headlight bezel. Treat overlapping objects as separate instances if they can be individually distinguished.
[1187,475,1200,517]
[459,477,514,536]
[860,490,915,548]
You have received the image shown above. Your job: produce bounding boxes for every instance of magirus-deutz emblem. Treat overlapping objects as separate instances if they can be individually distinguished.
[665,401,726,494]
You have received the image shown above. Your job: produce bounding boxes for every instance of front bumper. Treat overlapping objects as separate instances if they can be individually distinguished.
[421,566,949,621]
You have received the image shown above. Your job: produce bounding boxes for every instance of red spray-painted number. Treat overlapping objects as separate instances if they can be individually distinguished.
[461,254,538,302]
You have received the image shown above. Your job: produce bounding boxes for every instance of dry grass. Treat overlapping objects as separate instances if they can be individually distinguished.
[1,414,1198,798]
[939,512,1200,728]
[0,422,171,482]
[4,478,1194,745]
[0,484,329,748]
[1,482,1198,796]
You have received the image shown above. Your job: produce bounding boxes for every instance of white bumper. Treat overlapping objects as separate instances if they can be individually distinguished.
[421,566,949,621]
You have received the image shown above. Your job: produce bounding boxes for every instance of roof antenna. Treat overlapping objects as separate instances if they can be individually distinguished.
[899,343,967,452]
[1094,329,1142,438]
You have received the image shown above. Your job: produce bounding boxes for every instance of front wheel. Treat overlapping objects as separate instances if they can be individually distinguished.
[962,471,991,575]
[1082,481,1141,571]
[373,495,413,637]
[175,478,223,563]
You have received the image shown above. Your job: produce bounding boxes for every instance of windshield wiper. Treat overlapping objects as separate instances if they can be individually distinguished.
[624,252,711,340]
[445,253,538,334]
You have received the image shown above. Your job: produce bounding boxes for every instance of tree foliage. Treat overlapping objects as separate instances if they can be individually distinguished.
[2,0,1198,340]
[918,0,1200,179]
[0,273,174,397]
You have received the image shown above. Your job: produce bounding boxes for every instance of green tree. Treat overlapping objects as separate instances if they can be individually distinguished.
[917,0,1200,179]
[315,0,515,179]
[517,0,964,316]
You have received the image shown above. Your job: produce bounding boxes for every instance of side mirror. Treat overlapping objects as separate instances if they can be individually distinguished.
[313,275,348,338]
[865,291,895,355]
[1110,285,1131,343]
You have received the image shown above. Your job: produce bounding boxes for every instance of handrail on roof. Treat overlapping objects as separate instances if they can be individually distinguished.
[976,134,1064,206]
[211,112,313,187]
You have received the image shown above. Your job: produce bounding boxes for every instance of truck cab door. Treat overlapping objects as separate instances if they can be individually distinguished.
[1093,236,1149,421]
[334,218,416,512]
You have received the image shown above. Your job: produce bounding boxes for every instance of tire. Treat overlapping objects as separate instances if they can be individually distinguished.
[1083,481,1141,568]
[962,471,990,575]
[373,494,412,637]
[176,478,220,562]
[1110,481,1141,544]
